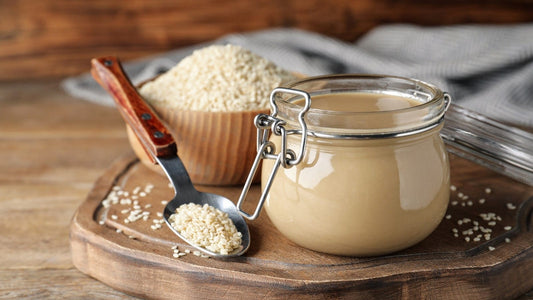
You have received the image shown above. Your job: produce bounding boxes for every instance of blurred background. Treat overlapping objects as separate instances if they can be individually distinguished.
[2,0,533,81]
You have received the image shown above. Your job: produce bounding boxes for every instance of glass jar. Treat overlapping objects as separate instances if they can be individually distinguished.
[238,74,451,256]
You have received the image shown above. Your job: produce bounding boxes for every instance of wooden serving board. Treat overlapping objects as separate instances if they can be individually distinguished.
[70,152,533,299]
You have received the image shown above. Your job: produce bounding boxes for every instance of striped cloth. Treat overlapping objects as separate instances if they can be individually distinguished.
[62,24,533,128]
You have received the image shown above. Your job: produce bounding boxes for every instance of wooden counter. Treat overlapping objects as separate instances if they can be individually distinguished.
[0,80,136,298]
[2,79,533,299]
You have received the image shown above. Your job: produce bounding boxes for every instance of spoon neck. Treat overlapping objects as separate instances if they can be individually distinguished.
[155,155,197,194]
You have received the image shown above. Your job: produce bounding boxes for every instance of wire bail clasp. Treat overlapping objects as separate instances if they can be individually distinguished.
[237,88,311,220]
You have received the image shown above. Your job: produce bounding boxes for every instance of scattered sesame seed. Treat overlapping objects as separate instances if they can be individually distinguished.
[507,203,516,210]
[485,188,492,194]
[161,200,168,205]
[488,246,495,251]
[467,201,473,206]
[451,201,458,206]
[465,237,470,242]
[504,226,512,231]
[445,214,452,220]
[505,238,511,243]
[111,214,118,220]
[139,192,147,197]
[116,229,122,233]
[479,198,486,204]
[450,185,457,191]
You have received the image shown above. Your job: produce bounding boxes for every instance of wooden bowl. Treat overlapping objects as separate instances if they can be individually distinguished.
[127,104,266,186]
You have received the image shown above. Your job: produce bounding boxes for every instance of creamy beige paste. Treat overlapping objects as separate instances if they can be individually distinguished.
[262,92,450,256]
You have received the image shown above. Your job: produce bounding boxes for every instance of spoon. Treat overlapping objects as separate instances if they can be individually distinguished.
[91,56,251,258]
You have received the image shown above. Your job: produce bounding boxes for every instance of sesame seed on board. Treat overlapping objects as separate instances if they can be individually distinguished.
[446,184,515,249]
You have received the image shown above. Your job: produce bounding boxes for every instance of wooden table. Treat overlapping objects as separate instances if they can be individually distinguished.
[0,79,136,298]
[2,79,533,299]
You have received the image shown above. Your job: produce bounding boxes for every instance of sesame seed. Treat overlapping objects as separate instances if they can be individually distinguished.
[450,185,457,191]
[504,226,512,231]
[451,201,458,206]
[505,238,511,243]
[111,214,118,220]
[467,201,473,206]
[488,246,495,251]
[507,203,516,210]
[485,188,492,194]
[479,198,486,204]
[445,214,452,220]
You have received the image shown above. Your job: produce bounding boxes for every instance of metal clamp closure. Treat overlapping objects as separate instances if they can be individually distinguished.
[237,88,311,220]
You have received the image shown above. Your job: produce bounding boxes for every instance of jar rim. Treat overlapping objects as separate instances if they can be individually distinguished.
[275,74,450,138]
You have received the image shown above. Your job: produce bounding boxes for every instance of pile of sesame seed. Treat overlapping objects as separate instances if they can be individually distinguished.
[139,44,296,112]
[168,203,242,255]
[446,184,516,251]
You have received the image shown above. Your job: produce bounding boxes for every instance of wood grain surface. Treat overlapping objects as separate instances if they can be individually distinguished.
[2,0,533,81]
[0,80,135,298]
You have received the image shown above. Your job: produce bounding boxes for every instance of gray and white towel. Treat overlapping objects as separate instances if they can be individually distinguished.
[62,24,533,128]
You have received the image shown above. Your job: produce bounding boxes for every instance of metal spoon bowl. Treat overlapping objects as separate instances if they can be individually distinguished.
[91,56,251,258]
[158,156,250,258]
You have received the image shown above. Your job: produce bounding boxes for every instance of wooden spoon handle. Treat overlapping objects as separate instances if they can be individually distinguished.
[91,56,177,162]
